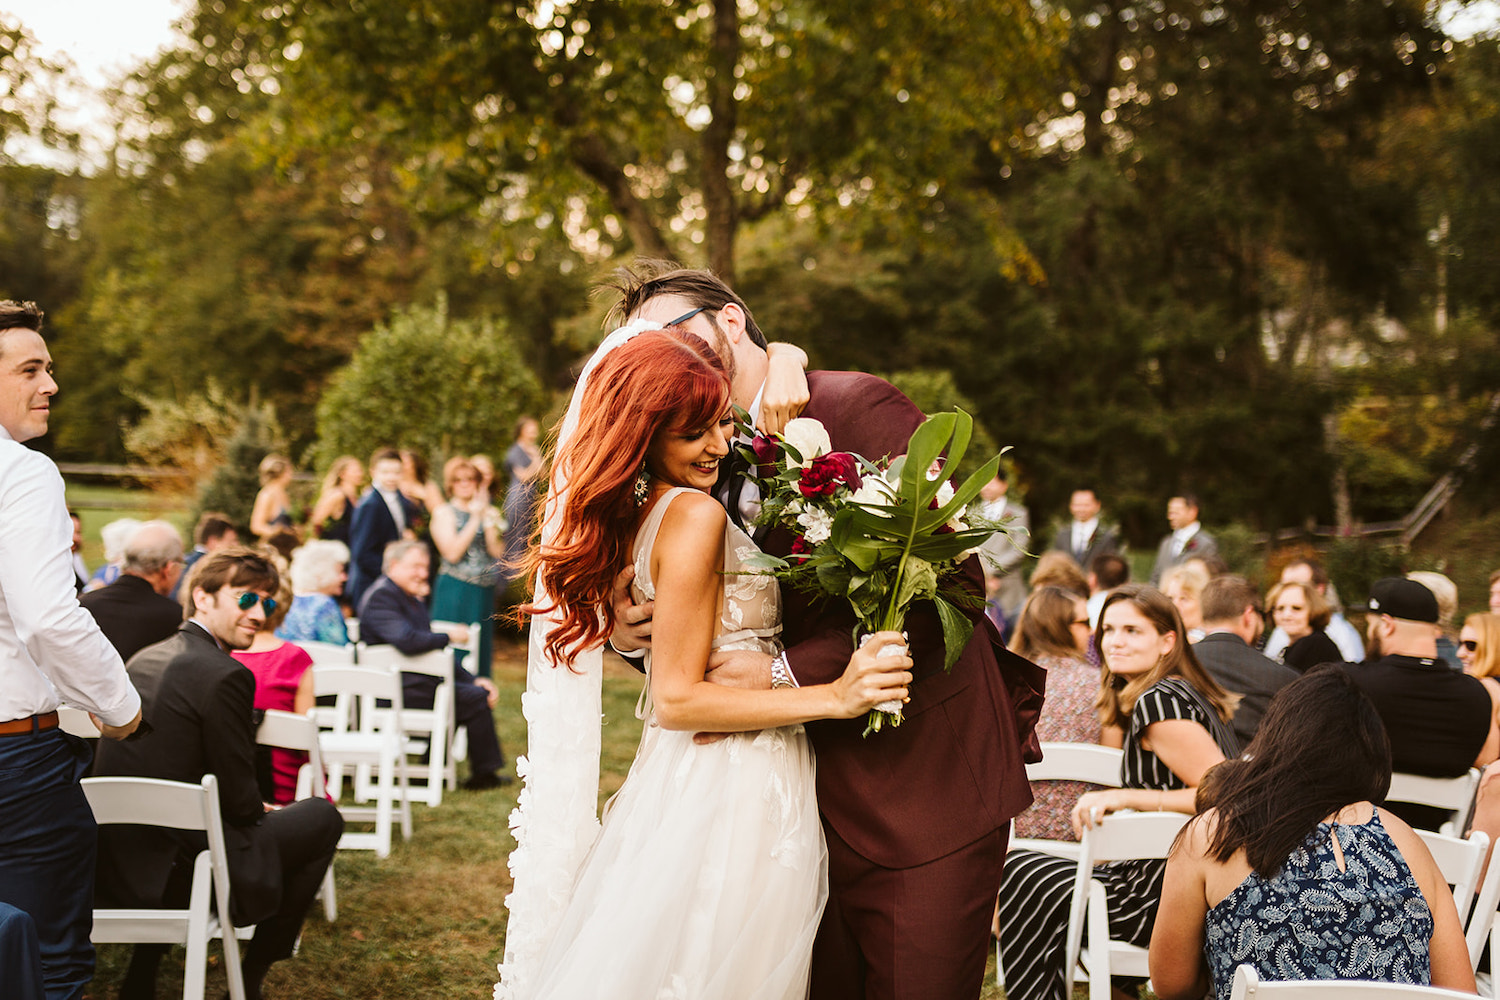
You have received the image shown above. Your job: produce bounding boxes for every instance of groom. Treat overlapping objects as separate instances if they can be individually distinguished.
[609,263,1045,1000]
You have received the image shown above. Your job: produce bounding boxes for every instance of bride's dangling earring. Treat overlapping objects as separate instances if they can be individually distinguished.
[632,463,650,507]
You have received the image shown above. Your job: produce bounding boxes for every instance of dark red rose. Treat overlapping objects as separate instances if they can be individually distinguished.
[797,461,840,498]
[790,536,813,559]
[819,452,862,489]
[751,434,779,468]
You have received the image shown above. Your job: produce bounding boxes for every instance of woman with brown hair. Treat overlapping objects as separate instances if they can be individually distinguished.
[995,584,1240,1000]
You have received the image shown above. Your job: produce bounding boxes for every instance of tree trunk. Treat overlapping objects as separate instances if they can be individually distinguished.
[701,0,740,283]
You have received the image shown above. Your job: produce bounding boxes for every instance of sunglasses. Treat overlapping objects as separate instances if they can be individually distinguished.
[235,591,278,615]
[1462,640,1480,653]
[664,305,714,327]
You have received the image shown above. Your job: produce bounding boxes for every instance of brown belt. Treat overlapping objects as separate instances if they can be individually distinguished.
[0,711,61,736]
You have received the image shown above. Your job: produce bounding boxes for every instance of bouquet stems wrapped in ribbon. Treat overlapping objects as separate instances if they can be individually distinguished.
[736,409,1006,736]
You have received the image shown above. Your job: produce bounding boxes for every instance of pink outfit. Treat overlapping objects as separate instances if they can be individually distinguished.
[1012,652,1106,842]
[231,641,314,805]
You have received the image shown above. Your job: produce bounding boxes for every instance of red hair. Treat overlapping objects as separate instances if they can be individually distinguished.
[524,330,730,666]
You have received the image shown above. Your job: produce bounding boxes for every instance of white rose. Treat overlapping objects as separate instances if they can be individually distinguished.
[934,481,955,506]
[849,475,897,515]
[796,506,833,545]
[780,417,832,468]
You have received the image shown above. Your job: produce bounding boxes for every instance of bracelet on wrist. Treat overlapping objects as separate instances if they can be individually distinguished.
[770,651,796,689]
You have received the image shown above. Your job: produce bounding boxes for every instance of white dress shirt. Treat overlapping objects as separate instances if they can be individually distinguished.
[0,426,140,725]
[1171,521,1202,557]
[1071,517,1099,556]
[377,487,407,533]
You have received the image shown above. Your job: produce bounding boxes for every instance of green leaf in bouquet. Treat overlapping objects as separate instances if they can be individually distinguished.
[908,528,995,564]
[739,551,791,572]
[918,454,1004,532]
[775,468,803,484]
[815,557,852,597]
[899,411,976,510]
[894,556,939,609]
[934,594,976,672]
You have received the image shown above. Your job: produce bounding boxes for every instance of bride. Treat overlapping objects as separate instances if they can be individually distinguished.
[508,328,912,999]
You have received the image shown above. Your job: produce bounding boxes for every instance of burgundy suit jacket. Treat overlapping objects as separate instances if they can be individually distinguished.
[777,371,1045,868]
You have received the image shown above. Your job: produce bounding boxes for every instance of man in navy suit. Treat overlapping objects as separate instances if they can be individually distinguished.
[346,448,417,606]
[357,540,509,789]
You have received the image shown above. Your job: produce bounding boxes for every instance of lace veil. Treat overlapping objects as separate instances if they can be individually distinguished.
[495,318,660,999]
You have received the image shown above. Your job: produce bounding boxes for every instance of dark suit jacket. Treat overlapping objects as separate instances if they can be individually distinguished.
[80,573,184,663]
[775,371,1044,868]
[1191,631,1299,747]
[1149,527,1218,585]
[93,622,282,925]
[1049,521,1121,571]
[347,489,418,606]
[357,575,471,706]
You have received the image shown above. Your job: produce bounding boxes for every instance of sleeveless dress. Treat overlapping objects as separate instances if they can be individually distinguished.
[430,504,500,676]
[523,487,828,1000]
[1204,808,1434,998]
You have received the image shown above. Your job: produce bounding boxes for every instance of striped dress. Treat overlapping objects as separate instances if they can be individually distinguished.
[996,676,1240,1000]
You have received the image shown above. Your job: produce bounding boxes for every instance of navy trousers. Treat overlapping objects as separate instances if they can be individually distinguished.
[402,665,505,777]
[0,727,97,1000]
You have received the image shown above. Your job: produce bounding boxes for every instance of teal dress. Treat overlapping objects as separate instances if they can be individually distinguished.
[430,504,499,677]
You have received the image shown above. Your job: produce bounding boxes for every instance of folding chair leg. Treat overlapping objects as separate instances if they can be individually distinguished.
[320,864,338,923]
[1087,881,1111,1000]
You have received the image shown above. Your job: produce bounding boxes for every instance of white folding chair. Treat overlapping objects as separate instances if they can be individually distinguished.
[1388,770,1482,835]
[1416,828,1489,939]
[56,704,100,737]
[255,710,337,921]
[1065,810,1191,1000]
[294,640,358,733]
[1229,963,1479,999]
[344,617,360,645]
[312,666,413,858]
[83,774,249,1000]
[1465,840,1500,972]
[433,621,481,771]
[997,742,1125,988]
[1014,743,1125,858]
[357,645,457,807]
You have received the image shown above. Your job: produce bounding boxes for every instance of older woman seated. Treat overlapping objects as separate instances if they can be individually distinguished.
[1150,664,1474,999]
[276,540,351,646]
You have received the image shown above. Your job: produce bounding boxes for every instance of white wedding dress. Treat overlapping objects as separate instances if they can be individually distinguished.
[523,487,828,1000]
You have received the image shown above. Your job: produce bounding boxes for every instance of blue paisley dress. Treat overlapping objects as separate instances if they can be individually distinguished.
[1204,808,1433,999]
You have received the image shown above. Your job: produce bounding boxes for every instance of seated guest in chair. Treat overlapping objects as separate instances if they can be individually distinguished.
[357,539,510,789]
[1150,664,1474,999]
[94,548,343,1000]
[79,520,185,662]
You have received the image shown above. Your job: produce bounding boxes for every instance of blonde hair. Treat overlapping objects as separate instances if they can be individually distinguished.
[1095,584,1238,729]
[1408,571,1458,630]
[1030,550,1088,598]
[258,453,292,486]
[1161,562,1209,601]
[1463,613,1500,680]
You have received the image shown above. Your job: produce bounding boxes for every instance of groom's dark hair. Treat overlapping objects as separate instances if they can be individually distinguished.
[604,260,769,350]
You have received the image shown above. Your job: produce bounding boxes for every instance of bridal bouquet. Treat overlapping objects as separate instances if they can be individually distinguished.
[736,410,1005,735]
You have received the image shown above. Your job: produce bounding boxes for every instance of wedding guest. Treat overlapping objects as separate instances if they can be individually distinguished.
[1030,550,1089,599]
[276,540,351,646]
[347,448,417,606]
[996,584,1239,1000]
[430,457,505,677]
[1266,579,1341,672]
[171,511,238,602]
[249,453,295,541]
[975,471,1031,632]
[500,417,544,583]
[1491,569,1500,616]
[470,453,496,496]
[1409,571,1463,671]
[1192,575,1298,747]
[84,517,141,592]
[1086,552,1130,627]
[1150,493,1218,586]
[1008,586,1108,842]
[1161,562,1210,642]
[79,520,185,662]
[1263,557,1366,664]
[1458,613,1500,750]
[1049,487,1120,569]
[230,564,314,805]
[307,455,363,544]
[399,448,444,519]
[1150,664,1474,999]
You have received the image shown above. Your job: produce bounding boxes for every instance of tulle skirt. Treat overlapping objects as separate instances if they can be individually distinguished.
[526,723,827,1000]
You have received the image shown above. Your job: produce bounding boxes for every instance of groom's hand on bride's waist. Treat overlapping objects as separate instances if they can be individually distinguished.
[609,565,654,656]
[693,649,775,745]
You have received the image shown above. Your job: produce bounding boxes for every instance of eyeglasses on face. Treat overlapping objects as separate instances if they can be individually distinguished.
[1462,639,1480,652]
[235,591,277,615]
[664,305,715,327]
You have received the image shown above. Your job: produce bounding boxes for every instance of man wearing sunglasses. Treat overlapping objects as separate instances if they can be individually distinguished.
[94,548,343,1000]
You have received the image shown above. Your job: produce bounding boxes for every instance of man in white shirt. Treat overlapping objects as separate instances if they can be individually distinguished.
[974,472,1030,627]
[1261,557,1365,663]
[1149,492,1219,585]
[0,300,142,1000]
[1048,487,1120,571]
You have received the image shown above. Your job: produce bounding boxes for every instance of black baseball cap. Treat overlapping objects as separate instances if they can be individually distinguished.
[1357,577,1440,624]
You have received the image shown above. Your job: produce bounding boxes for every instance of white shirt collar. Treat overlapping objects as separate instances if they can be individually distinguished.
[1173,521,1201,543]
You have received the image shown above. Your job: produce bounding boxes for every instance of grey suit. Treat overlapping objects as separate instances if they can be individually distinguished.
[1048,521,1120,571]
[978,499,1030,619]
[1191,631,1299,747]
[1150,527,1218,585]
